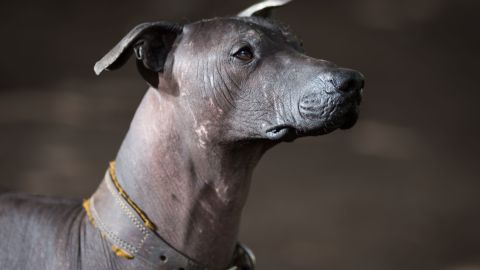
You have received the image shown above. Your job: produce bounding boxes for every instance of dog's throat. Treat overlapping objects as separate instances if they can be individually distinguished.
[83,161,255,270]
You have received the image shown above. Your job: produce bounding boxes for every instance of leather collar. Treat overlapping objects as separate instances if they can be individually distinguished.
[83,164,255,270]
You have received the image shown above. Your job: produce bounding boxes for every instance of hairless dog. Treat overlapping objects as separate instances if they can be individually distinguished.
[0,1,364,269]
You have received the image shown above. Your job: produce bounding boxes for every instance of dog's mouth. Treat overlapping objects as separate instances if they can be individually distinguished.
[265,99,361,141]
[265,125,297,142]
[265,88,363,142]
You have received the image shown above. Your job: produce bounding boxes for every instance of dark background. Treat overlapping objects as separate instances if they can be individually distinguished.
[1,0,479,269]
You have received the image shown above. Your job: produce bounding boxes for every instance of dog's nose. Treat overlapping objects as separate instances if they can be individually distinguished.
[332,69,365,94]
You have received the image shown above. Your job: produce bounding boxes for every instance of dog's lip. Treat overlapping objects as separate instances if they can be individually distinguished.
[265,125,296,141]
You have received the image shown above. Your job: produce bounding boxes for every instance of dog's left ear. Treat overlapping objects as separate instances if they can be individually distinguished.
[237,0,292,18]
[94,22,182,88]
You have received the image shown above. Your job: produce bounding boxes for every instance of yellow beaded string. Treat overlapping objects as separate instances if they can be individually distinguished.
[82,161,157,260]
[108,161,156,231]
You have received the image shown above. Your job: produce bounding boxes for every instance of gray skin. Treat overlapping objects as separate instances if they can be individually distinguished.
[0,15,364,270]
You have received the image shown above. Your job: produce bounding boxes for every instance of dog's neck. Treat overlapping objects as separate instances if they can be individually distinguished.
[113,88,266,269]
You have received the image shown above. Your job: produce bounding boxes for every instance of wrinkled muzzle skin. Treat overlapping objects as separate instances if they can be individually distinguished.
[169,16,364,144]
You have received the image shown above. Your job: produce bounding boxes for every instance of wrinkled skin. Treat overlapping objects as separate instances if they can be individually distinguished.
[0,15,364,270]
[173,17,363,144]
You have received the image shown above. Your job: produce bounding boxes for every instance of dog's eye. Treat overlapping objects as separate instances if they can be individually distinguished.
[233,46,254,62]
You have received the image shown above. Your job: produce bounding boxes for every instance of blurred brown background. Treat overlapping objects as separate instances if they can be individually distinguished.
[1,0,479,269]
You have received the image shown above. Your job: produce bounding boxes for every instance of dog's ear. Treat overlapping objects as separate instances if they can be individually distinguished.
[237,0,292,18]
[94,22,182,88]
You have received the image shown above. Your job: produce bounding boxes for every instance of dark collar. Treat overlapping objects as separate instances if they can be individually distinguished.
[83,163,255,270]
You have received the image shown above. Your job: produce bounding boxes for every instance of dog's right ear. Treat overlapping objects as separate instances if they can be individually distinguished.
[94,22,182,88]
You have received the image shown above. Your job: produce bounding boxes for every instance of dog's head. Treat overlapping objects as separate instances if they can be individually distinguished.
[95,0,364,145]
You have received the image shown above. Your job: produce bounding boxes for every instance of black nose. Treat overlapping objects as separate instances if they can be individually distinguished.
[332,69,365,94]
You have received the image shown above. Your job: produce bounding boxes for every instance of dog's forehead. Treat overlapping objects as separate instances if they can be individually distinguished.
[182,16,300,46]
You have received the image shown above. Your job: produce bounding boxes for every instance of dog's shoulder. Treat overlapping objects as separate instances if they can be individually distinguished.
[0,193,84,268]
[0,192,78,214]
[0,193,81,233]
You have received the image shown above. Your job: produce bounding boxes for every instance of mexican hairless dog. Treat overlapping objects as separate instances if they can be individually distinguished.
[0,0,364,269]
